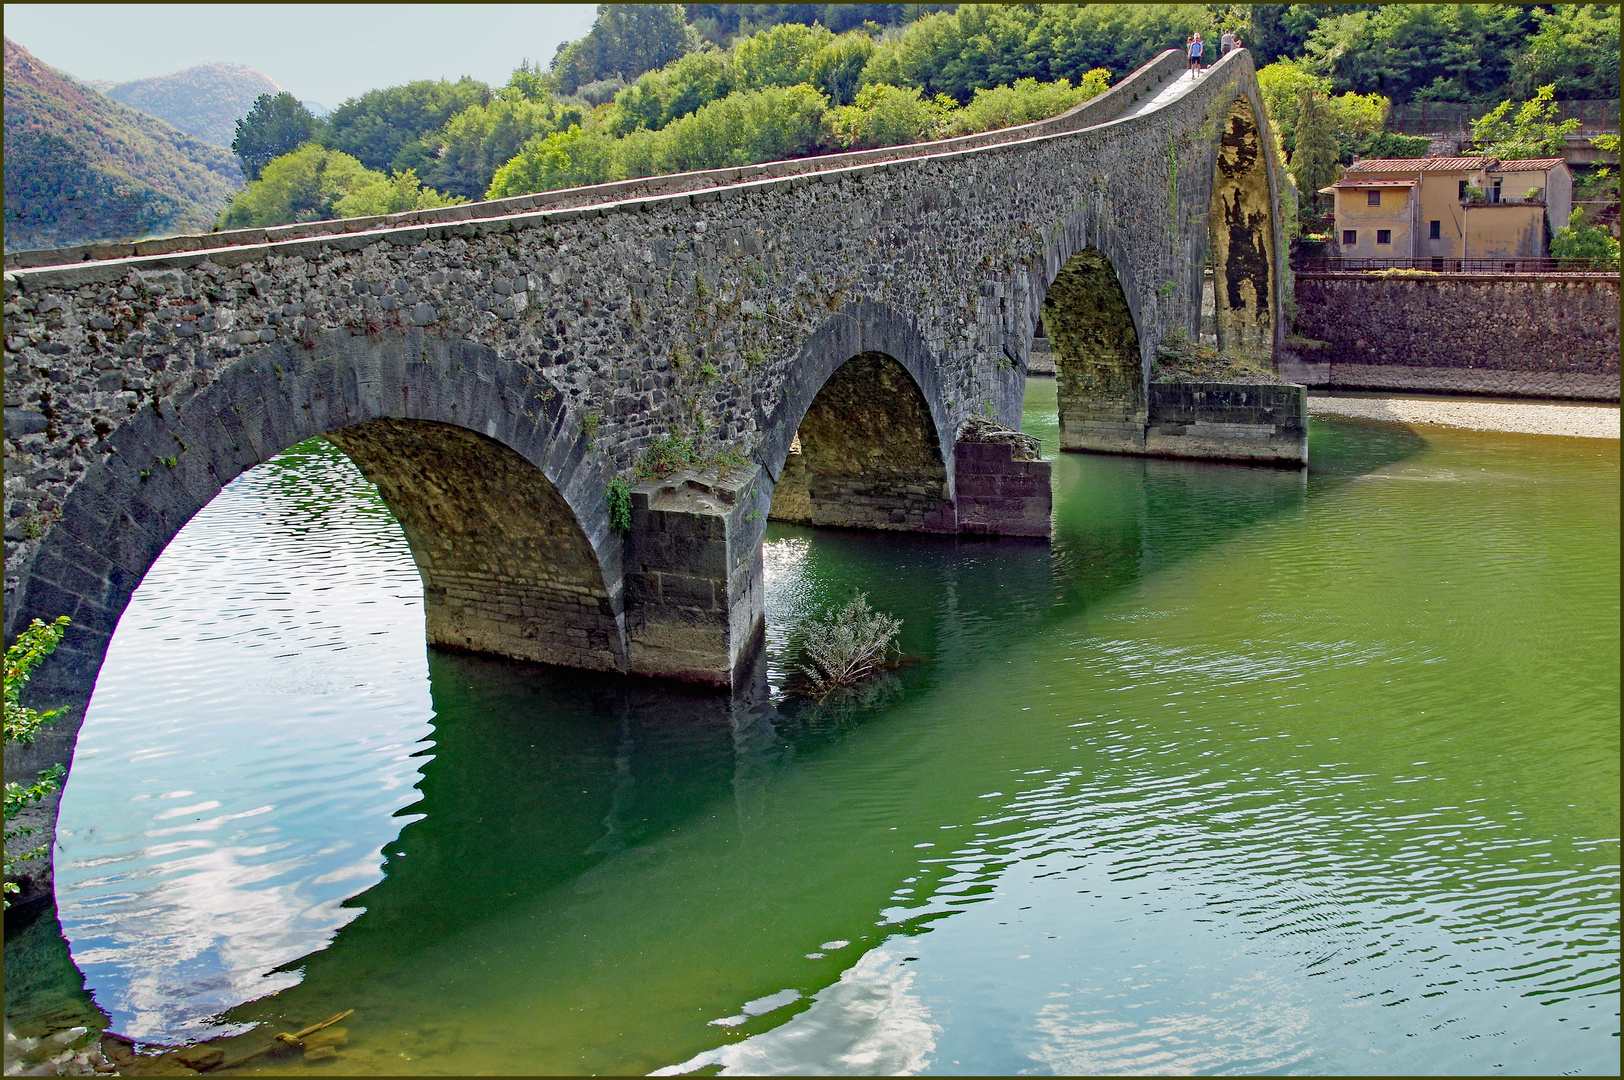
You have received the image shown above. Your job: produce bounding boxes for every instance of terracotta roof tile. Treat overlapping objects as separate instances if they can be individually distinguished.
[1330,178,1416,188]
[1492,158,1566,171]
[1348,156,1495,171]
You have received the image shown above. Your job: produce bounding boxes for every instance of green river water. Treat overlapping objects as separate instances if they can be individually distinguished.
[12,378,1619,1074]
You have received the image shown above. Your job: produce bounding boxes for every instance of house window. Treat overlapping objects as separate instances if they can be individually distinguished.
[1459,179,1468,200]
[1376,230,1392,245]
[1491,180,1502,203]
[1343,230,1357,246]
[1429,220,1442,239]
[1366,190,1382,206]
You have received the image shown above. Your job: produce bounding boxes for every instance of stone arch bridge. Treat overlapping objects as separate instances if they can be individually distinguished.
[3,49,1303,898]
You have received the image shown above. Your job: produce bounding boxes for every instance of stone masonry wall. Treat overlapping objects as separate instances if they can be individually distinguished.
[1290,273,1621,400]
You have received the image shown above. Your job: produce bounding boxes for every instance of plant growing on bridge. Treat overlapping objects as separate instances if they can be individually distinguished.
[605,477,633,532]
[4,616,70,908]
[792,593,903,703]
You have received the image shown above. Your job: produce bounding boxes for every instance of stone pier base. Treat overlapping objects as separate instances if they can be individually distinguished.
[1143,381,1307,464]
[1058,411,1151,454]
[624,466,769,687]
[953,431,1053,538]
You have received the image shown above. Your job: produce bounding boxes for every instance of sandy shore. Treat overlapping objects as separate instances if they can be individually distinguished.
[1307,395,1620,440]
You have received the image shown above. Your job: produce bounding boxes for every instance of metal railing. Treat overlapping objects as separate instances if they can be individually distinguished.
[1294,256,1622,275]
[1387,99,1620,136]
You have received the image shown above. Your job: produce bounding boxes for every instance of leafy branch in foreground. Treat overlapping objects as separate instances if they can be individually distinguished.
[792,593,902,703]
[4,615,70,907]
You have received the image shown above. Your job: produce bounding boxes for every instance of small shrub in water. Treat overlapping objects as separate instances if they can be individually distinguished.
[794,593,902,702]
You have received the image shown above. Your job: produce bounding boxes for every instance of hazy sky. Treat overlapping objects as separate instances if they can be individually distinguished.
[3,4,599,107]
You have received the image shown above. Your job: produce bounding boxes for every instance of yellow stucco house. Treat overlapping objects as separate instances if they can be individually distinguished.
[1322,155,1574,260]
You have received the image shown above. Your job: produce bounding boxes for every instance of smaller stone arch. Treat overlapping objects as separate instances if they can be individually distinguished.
[1040,247,1147,454]
[1208,91,1279,362]
[768,350,955,533]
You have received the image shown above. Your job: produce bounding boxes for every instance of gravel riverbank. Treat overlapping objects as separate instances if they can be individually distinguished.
[1307,395,1620,440]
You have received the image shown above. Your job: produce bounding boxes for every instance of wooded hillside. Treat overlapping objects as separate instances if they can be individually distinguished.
[2,38,245,252]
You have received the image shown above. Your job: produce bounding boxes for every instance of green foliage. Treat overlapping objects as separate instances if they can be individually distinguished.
[608,47,736,135]
[1509,4,1621,101]
[332,167,464,218]
[323,77,493,174]
[1470,84,1581,161]
[1302,4,1540,102]
[4,616,70,906]
[1550,207,1621,260]
[635,433,702,479]
[824,83,943,150]
[734,21,833,90]
[809,30,877,107]
[863,4,1209,104]
[1255,61,1386,162]
[1358,132,1432,160]
[420,96,582,199]
[552,3,698,94]
[217,144,461,228]
[792,592,902,702]
[605,477,633,532]
[232,91,321,181]
[3,37,243,252]
[486,124,620,196]
[945,73,1107,136]
[1289,92,1340,220]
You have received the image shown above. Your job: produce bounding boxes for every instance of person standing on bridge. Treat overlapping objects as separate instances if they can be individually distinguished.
[1220,28,1236,57]
[1187,33,1204,77]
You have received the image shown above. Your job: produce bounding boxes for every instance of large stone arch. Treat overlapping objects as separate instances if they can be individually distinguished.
[4,329,622,884]
[1207,90,1281,361]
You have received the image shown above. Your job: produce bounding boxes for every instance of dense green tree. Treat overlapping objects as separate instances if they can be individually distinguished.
[809,30,875,106]
[217,144,459,228]
[323,77,492,173]
[420,96,584,199]
[733,21,833,89]
[1510,4,1621,100]
[946,72,1109,136]
[487,126,621,195]
[683,5,950,44]
[551,4,697,94]
[1289,91,1341,222]
[333,168,465,217]
[824,83,944,149]
[657,82,830,171]
[232,92,321,181]
[1470,84,1581,160]
[608,46,736,135]
[1256,61,1388,163]
[1550,207,1620,259]
[1302,4,1538,102]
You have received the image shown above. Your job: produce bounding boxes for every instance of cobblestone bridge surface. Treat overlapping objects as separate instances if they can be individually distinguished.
[3,49,1291,901]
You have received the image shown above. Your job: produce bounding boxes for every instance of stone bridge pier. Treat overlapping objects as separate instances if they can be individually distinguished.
[4,47,1294,905]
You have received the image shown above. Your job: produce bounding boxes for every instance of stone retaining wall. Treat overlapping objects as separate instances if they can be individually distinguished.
[1289,273,1621,401]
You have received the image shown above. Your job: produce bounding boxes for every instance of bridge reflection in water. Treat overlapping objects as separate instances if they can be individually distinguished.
[33,378,1342,1053]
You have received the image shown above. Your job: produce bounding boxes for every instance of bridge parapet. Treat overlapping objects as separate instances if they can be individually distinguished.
[3,50,1183,273]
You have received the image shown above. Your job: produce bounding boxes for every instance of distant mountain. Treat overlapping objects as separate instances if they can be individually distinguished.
[3,38,244,253]
[105,61,283,148]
